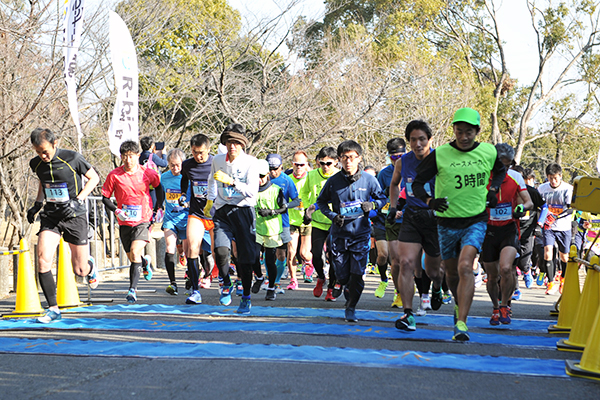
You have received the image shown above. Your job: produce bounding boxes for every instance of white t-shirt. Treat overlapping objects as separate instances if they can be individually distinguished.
[538,180,573,232]
[208,152,259,209]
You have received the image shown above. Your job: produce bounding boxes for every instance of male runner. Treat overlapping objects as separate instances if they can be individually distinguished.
[28,128,100,323]
[102,140,163,304]
[390,121,444,331]
[206,124,259,314]
[412,108,505,341]
[179,134,214,304]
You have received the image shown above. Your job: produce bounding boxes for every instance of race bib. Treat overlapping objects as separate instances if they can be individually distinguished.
[44,182,69,203]
[548,204,565,215]
[294,200,305,211]
[192,181,208,199]
[406,182,431,197]
[340,200,362,218]
[122,204,142,222]
[165,189,181,204]
[381,202,390,214]
[489,202,512,221]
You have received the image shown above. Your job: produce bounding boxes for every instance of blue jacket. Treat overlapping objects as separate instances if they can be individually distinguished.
[316,170,387,239]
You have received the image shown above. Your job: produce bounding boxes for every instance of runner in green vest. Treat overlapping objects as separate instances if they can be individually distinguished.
[412,108,506,341]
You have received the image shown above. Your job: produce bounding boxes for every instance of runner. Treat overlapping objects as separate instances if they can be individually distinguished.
[179,134,214,304]
[28,128,100,323]
[206,124,259,314]
[481,144,533,325]
[300,147,339,300]
[316,140,387,322]
[537,163,573,295]
[286,151,313,290]
[374,139,406,302]
[139,136,167,208]
[102,140,164,304]
[390,120,444,331]
[411,108,506,341]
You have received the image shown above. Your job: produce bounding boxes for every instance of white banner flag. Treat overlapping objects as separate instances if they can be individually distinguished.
[63,0,85,146]
[108,11,139,157]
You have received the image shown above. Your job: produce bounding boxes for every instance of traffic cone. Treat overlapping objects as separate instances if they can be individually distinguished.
[2,238,44,318]
[566,305,600,381]
[548,245,581,333]
[56,238,82,309]
[558,255,600,352]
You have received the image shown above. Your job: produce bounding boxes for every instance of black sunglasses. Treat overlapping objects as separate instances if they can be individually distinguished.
[319,161,334,166]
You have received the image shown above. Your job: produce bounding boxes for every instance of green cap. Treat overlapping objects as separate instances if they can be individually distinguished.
[452,108,480,126]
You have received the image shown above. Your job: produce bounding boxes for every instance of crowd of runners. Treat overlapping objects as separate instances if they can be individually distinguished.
[28,107,590,341]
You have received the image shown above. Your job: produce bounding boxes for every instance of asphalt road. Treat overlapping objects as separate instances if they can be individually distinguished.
[0,265,599,399]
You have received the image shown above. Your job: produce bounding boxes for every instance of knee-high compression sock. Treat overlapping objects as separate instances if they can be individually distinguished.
[559,260,567,278]
[214,247,232,287]
[328,262,337,289]
[416,271,431,296]
[38,271,57,308]
[544,260,555,282]
[265,248,277,288]
[346,273,364,309]
[377,262,388,282]
[238,263,253,297]
[275,258,286,283]
[165,253,176,284]
[187,257,200,291]
[200,251,212,278]
[130,262,142,290]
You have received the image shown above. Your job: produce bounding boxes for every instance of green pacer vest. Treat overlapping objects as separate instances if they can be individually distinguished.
[289,173,309,227]
[255,184,282,237]
[434,142,497,219]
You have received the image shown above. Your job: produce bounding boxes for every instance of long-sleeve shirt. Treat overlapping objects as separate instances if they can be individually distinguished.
[207,152,259,209]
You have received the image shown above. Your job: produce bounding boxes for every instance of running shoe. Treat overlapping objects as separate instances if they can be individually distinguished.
[490,309,500,326]
[86,256,99,289]
[474,271,483,288]
[275,284,285,294]
[391,292,403,308]
[452,321,470,341]
[536,272,546,286]
[303,263,314,283]
[422,296,432,311]
[126,288,137,304]
[185,272,192,290]
[345,307,358,322]
[313,278,326,297]
[265,288,276,301]
[499,305,511,324]
[546,281,559,295]
[395,313,416,331]
[374,280,388,298]
[235,279,243,296]
[261,279,269,290]
[200,277,211,289]
[237,297,251,314]
[331,282,343,298]
[442,292,452,305]
[186,290,202,304]
[178,252,186,267]
[415,306,426,317]
[430,288,443,310]
[251,277,264,294]
[286,279,298,290]
[220,284,234,306]
[166,284,178,295]
[325,288,336,301]
[142,255,153,281]
[559,277,565,294]
[37,309,61,324]
[512,289,522,301]
[523,271,533,289]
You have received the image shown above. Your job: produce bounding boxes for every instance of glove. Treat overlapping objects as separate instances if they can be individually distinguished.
[486,190,498,208]
[303,204,316,225]
[63,198,84,219]
[361,201,376,213]
[204,199,214,219]
[257,208,275,217]
[115,208,128,221]
[27,201,43,224]
[429,197,449,212]
[333,214,345,227]
[386,207,397,224]
[153,208,165,223]
[178,195,189,208]
[513,204,525,219]
[214,170,234,186]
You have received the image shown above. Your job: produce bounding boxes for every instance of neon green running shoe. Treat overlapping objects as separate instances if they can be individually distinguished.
[374,280,388,298]
[453,321,470,341]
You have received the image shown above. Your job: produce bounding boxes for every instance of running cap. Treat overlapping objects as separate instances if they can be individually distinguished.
[257,159,270,176]
[266,153,282,169]
[452,108,480,127]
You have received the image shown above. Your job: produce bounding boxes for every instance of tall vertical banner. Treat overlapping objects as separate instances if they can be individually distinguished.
[108,11,138,157]
[63,0,85,149]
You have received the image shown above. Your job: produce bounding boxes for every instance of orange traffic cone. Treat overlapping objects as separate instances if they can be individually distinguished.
[558,255,600,352]
[549,245,581,333]
[56,238,82,309]
[2,238,44,318]
[566,305,600,381]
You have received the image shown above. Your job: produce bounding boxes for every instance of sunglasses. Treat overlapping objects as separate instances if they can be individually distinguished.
[293,162,306,167]
[259,174,268,178]
[319,161,334,166]
[269,166,280,171]
[389,153,404,161]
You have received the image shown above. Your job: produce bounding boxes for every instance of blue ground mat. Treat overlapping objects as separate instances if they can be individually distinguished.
[0,317,558,348]
[65,304,554,332]
[0,337,568,378]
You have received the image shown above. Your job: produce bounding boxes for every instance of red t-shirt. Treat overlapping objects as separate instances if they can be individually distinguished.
[487,169,527,228]
[102,165,160,226]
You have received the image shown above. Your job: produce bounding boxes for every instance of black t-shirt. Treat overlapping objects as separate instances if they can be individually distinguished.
[520,184,545,239]
[30,148,92,207]
[181,155,213,214]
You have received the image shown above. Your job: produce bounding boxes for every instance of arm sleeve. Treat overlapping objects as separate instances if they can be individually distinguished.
[316,182,335,221]
[102,196,117,212]
[371,178,387,210]
[413,151,437,201]
[152,153,168,168]
[180,168,189,194]
[489,157,506,190]
[154,184,165,210]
